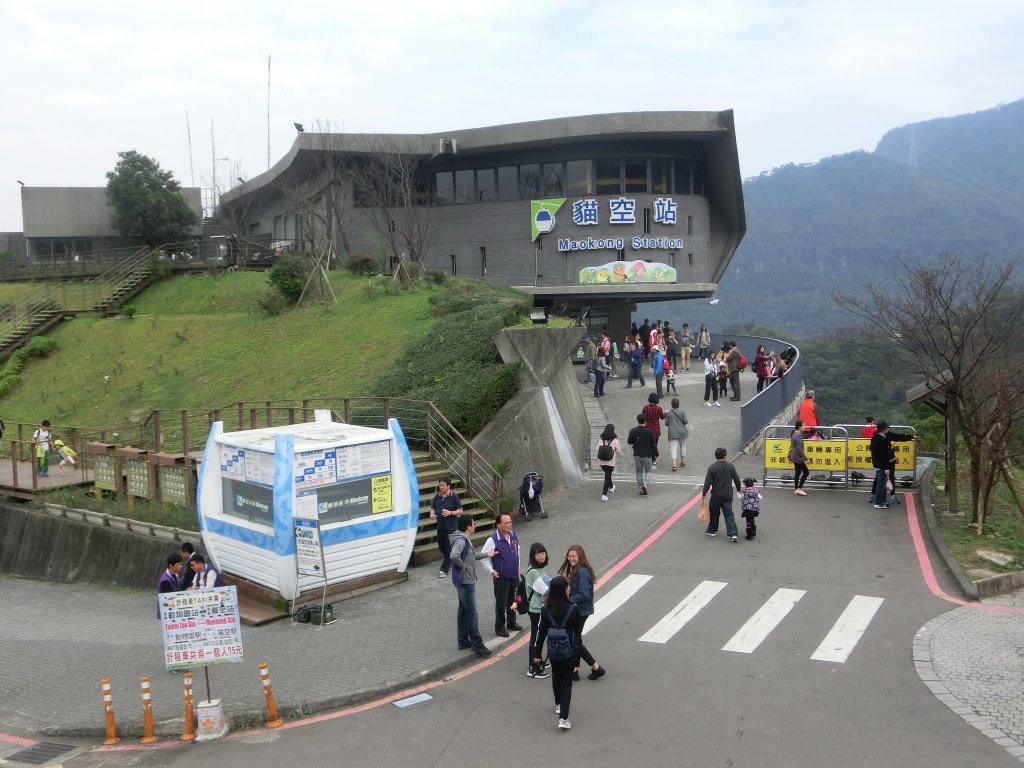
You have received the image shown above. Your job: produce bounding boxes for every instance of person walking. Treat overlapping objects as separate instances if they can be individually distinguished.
[703,354,720,406]
[596,423,620,502]
[798,391,819,430]
[697,323,711,360]
[726,341,742,400]
[740,478,763,540]
[701,447,743,542]
[581,336,595,384]
[665,331,680,373]
[650,344,666,396]
[627,413,657,495]
[641,393,666,468]
[481,513,522,637]
[626,339,646,389]
[32,419,53,477]
[665,397,689,471]
[430,476,463,579]
[789,420,809,496]
[558,545,606,683]
[680,323,693,371]
[524,543,551,679]
[531,575,583,730]
[448,515,493,657]
[593,352,610,398]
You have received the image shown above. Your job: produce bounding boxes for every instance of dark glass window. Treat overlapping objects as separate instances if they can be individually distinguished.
[542,163,565,197]
[595,159,621,195]
[673,160,692,195]
[476,168,496,202]
[566,160,593,196]
[694,163,706,195]
[454,169,475,204]
[413,171,435,205]
[520,164,542,199]
[497,166,519,201]
[651,159,671,194]
[624,160,648,193]
[435,171,454,205]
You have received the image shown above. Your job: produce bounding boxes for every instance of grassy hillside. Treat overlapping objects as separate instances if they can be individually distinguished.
[0,271,438,428]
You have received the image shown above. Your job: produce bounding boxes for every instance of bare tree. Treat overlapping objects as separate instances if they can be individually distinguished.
[348,135,434,287]
[835,252,1024,531]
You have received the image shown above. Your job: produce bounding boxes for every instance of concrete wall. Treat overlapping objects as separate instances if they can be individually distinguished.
[472,327,589,497]
[0,232,25,258]
[21,187,202,238]
[0,504,180,589]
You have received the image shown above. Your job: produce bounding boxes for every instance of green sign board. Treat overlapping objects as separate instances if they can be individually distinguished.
[126,459,152,499]
[159,464,190,506]
[94,454,118,492]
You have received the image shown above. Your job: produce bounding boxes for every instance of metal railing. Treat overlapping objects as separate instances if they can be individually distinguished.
[1,398,502,515]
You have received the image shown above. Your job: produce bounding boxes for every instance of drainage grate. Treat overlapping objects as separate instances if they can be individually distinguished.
[5,741,76,765]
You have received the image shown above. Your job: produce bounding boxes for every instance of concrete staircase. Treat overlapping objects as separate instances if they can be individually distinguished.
[90,251,156,315]
[410,451,497,566]
[0,286,65,356]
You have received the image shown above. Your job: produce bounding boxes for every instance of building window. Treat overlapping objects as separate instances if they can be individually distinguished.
[624,159,648,193]
[497,166,519,201]
[566,160,593,196]
[435,172,454,205]
[643,208,651,234]
[595,159,621,195]
[693,164,705,195]
[669,252,676,268]
[476,169,496,202]
[565,254,572,281]
[616,248,625,259]
[520,163,542,199]
[542,162,565,197]
[687,215,693,235]
[454,169,475,204]
[688,253,694,266]
[450,254,457,275]
[481,246,487,276]
[673,160,692,195]
[651,159,671,194]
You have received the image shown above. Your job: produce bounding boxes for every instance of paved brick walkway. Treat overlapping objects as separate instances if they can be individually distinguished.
[914,588,1024,763]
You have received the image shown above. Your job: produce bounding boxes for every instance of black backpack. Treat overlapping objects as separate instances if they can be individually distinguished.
[596,440,613,461]
[545,604,576,661]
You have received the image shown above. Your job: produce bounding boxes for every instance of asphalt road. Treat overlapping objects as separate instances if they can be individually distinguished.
[57,485,1018,768]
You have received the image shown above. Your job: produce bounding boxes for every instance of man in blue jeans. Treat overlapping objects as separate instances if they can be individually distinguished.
[701,447,743,542]
[449,515,492,658]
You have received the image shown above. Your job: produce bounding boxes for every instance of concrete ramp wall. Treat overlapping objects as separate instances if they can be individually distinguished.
[0,504,175,589]
[473,327,588,497]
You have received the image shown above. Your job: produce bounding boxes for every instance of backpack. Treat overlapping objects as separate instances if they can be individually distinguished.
[662,356,671,372]
[545,604,576,661]
[737,354,748,371]
[514,574,530,615]
[596,440,613,461]
[741,488,760,513]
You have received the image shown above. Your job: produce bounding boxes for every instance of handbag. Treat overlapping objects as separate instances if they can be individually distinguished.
[697,499,710,524]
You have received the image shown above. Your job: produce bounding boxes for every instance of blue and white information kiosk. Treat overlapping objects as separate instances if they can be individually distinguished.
[196,411,419,601]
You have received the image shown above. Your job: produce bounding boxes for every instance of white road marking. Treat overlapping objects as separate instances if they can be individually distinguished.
[810,595,885,663]
[721,588,806,653]
[638,580,728,644]
[584,574,653,635]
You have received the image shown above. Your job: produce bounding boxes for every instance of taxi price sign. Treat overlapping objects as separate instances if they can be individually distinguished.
[160,586,243,671]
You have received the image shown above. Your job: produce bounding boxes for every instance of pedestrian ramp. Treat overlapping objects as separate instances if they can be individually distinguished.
[585,574,884,664]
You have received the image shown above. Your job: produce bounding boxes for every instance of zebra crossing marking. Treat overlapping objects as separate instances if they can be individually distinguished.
[584,574,652,635]
[810,595,885,663]
[638,580,728,644]
[720,588,806,653]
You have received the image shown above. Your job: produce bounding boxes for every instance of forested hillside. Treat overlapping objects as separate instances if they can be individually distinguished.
[645,98,1024,334]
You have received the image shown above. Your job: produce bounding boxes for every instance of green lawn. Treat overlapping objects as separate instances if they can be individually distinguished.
[933,462,1024,576]
[0,271,436,428]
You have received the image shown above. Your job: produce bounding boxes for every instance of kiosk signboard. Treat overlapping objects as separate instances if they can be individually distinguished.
[294,516,324,577]
[94,454,118,491]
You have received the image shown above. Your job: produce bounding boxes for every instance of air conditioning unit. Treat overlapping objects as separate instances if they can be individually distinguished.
[439,138,457,155]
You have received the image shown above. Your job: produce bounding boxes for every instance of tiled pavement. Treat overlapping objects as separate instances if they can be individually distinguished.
[1,365,1021,765]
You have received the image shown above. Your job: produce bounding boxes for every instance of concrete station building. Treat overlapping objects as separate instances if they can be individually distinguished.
[221,111,745,338]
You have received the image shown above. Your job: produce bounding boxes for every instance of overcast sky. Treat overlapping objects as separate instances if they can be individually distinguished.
[2,0,1022,232]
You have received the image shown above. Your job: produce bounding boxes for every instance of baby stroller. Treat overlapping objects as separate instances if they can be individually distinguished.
[518,471,547,521]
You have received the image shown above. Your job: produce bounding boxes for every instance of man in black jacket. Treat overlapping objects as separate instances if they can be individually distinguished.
[627,413,657,495]
[869,421,916,509]
[702,447,743,542]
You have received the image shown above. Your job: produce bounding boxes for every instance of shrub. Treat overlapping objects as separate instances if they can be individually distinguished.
[255,289,291,317]
[347,251,381,276]
[267,252,311,300]
[121,304,137,318]
[424,270,448,286]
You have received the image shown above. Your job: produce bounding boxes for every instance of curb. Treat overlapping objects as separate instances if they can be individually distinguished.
[918,461,1024,600]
